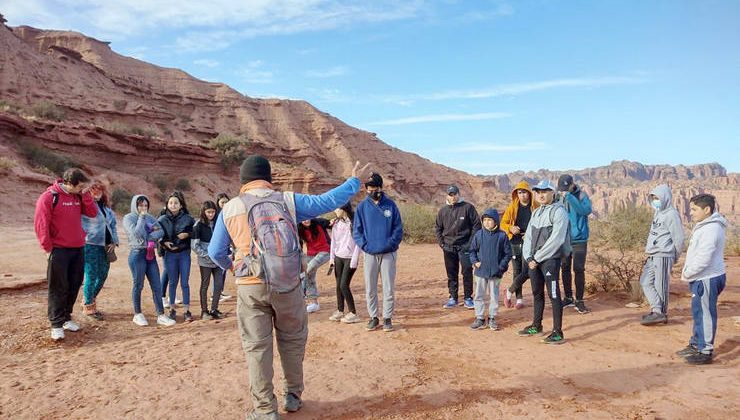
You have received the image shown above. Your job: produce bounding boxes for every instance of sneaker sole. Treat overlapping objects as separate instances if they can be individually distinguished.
[640,319,668,326]
[471,325,487,330]
[383,327,394,332]
[543,339,566,345]
[366,325,381,331]
[518,331,542,337]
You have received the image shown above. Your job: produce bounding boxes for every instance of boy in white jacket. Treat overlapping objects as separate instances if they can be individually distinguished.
[676,194,727,365]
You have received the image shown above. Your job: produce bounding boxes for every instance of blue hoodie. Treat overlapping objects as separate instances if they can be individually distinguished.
[469,208,513,278]
[562,187,592,243]
[353,192,404,255]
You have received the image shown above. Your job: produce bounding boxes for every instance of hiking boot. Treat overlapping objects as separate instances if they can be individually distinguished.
[470,317,486,330]
[504,290,513,308]
[50,327,65,341]
[132,313,148,326]
[542,330,566,345]
[488,317,499,331]
[685,352,713,365]
[575,300,590,314]
[383,318,394,332]
[245,410,280,420]
[561,297,575,308]
[515,299,525,310]
[366,317,380,331]
[443,298,458,309]
[517,324,543,337]
[340,312,360,324]
[157,314,176,326]
[640,312,667,326]
[201,311,213,321]
[676,344,699,357]
[169,309,177,321]
[463,298,475,309]
[184,311,194,322]
[329,310,344,322]
[284,392,303,412]
[211,310,224,319]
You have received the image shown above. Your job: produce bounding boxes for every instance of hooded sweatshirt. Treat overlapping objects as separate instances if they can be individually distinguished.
[330,217,361,268]
[645,185,685,258]
[562,185,592,243]
[681,212,727,282]
[435,198,481,250]
[34,182,98,253]
[122,195,164,249]
[500,180,540,242]
[469,208,513,278]
[353,192,404,255]
[522,199,569,264]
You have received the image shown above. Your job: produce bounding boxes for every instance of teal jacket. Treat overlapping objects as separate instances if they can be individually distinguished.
[562,187,592,243]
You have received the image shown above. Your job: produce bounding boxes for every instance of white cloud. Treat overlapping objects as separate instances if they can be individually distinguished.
[305,66,348,78]
[236,60,274,84]
[307,88,350,103]
[194,59,220,68]
[367,112,512,126]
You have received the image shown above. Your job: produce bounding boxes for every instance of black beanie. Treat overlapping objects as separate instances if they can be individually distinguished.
[240,155,272,184]
[365,172,383,188]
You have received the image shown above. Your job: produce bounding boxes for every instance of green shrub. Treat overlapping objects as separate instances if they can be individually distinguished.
[18,142,79,176]
[0,157,15,173]
[589,206,653,293]
[111,188,133,214]
[112,100,127,111]
[399,203,438,244]
[208,134,249,168]
[152,175,170,192]
[104,121,157,138]
[30,101,67,121]
[175,178,191,191]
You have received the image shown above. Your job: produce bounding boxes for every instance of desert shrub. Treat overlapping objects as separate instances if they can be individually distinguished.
[18,142,79,176]
[105,121,157,138]
[177,113,193,123]
[209,134,249,168]
[30,101,67,121]
[111,188,133,214]
[589,206,653,293]
[112,100,127,111]
[0,99,22,114]
[174,177,191,191]
[399,203,438,244]
[152,175,170,192]
[725,227,740,257]
[0,157,15,173]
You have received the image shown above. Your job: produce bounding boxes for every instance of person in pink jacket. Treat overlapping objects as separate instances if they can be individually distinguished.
[329,202,361,324]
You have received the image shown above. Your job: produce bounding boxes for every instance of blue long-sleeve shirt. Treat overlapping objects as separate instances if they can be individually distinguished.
[352,193,404,255]
[563,188,592,243]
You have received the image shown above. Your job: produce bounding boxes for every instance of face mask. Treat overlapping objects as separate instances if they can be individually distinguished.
[369,191,382,201]
[651,199,662,210]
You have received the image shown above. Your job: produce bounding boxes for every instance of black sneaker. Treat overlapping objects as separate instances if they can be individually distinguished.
[488,317,498,331]
[517,324,543,337]
[676,344,699,357]
[640,312,667,325]
[211,310,224,319]
[383,318,394,332]
[685,352,712,365]
[470,318,486,330]
[366,317,380,331]
[561,297,575,308]
[542,330,565,345]
[575,300,590,314]
[201,311,213,320]
[184,311,194,322]
[169,309,177,321]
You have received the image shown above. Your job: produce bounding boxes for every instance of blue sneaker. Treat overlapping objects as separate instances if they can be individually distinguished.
[463,298,475,309]
[443,298,458,309]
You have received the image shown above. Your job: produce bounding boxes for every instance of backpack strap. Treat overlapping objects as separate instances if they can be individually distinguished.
[50,190,59,209]
[282,191,297,224]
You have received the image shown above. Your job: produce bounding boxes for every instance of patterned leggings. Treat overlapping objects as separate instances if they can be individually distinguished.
[83,244,110,305]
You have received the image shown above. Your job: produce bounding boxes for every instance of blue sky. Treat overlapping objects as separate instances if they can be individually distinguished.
[2,0,738,174]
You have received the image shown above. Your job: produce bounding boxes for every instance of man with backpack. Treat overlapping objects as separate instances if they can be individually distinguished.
[34,168,98,341]
[208,155,368,420]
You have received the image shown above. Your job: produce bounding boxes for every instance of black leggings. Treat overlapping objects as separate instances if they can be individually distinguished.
[199,266,225,313]
[334,256,357,314]
[508,243,529,299]
[530,258,563,332]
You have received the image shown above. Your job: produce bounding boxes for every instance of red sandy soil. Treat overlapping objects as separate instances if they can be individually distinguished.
[0,225,738,419]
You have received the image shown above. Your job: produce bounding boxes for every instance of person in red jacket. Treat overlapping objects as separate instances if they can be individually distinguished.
[34,168,98,341]
[298,218,331,313]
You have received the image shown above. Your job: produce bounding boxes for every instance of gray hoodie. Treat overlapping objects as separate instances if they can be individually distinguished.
[122,195,164,249]
[681,212,727,282]
[645,185,685,258]
[523,201,570,263]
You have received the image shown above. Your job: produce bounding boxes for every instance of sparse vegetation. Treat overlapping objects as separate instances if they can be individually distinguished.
[111,188,133,214]
[177,113,193,123]
[725,227,740,257]
[175,178,191,191]
[104,121,158,138]
[399,203,438,244]
[0,157,15,173]
[112,100,127,111]
[589,206,653,294]
[30,101,67,121]
[152,175,170,192]
[208,133,249,168]
[18,142,80,176]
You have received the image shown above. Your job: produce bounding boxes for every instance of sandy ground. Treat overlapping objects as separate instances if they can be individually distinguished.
[0,225,738,419]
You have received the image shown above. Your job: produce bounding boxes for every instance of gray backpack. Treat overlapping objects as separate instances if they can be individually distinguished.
[235,191,302,293]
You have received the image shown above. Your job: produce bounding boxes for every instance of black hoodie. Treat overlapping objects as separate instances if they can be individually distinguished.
[435,200,481,251]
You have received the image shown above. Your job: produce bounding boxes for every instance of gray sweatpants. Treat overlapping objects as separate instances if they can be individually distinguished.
[639,255,675,315]
[363,251,397,320]
[236,283,307,415]
[473,275,501,319]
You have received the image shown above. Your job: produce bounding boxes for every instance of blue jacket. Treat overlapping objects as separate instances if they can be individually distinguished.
[353,193,404,255]
[563,187,592,243]
[82,203,120,247]
[469,208,512,278]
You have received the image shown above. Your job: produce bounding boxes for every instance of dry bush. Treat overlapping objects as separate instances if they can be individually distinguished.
[208,133,249,168]
[111,188,133,214]
[18,142,80,176]
[398,203,438,244]
[30,102,67,121]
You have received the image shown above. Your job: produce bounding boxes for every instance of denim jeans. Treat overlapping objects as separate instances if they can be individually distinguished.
[301,252,330,299]
[127,249,164,314]
[165,251,191,306]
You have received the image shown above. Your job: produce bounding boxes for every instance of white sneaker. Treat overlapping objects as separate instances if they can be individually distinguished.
[132,313,149,326]
[50,327,65,341]
[219,294,232,302]
[329,310,344,321]
[306,302,320,313]
[157,314,176,326]
[175,298,183,305]
[62,320,81,332]
[163,297,170,309]
[340,312,361,324]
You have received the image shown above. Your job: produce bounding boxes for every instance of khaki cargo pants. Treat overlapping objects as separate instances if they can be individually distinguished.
[237,282,307,414]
